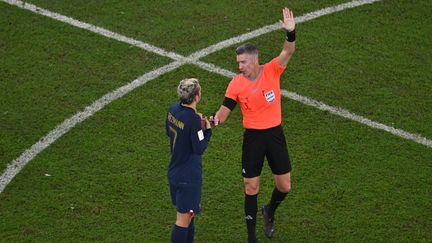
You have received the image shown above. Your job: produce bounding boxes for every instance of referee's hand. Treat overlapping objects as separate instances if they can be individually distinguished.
[209,115,219,126]
[280,7,295,32]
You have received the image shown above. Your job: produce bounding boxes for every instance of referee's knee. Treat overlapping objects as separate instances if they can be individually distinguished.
[244,182,260,195]
[277,182,291,193]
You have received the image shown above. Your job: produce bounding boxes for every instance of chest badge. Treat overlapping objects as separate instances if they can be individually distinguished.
[264,90,275,103]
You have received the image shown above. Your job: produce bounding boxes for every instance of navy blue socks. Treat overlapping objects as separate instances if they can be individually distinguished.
[171,224,188,243]
[171,218,195,243]
[187,218,195,243]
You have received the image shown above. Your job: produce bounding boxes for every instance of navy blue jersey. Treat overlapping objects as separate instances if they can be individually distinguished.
[166,102,212,185]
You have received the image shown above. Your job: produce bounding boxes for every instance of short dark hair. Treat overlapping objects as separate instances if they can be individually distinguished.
[235,43,258,55]
[177,78,200,105]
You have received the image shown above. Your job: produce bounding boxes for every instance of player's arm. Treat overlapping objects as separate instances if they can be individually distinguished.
[165,112,170,136]
[191,115,212,155]
[211,97,236,125]
[278,7,296,67]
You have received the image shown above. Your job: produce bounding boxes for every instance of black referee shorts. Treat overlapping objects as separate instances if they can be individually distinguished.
[242,125,292,178]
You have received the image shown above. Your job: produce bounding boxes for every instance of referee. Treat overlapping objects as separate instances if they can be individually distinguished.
[211,8,296,243]
[166,78,212,243]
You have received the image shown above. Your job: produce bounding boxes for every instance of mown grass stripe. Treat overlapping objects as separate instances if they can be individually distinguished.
[281,90,432,148]
[194,63,432,149]
[2,0,184,61]
[5,0,424,197]
[0,61,183,193]
[188,0,381,60]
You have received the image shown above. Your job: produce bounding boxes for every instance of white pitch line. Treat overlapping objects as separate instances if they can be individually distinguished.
[2,0,184,61]
[188,0,382,61]
[0,60,183,193]
[2,0,381,63]
[194,61,237,77]
[195,63,432,149]
[281,90,432,148]
[3,0,428,195]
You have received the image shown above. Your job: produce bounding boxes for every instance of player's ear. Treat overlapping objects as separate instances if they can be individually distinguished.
[194,93,200,104]
[196,88,202,103]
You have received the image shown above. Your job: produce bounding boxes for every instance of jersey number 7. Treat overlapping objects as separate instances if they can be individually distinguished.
[169,126,178,152]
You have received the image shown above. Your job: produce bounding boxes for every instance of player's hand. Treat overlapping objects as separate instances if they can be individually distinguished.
[202,117,211,129]
[280,7,295,32]
[196,112,211,129]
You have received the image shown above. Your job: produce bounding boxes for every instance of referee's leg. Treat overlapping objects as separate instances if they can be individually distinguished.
[270,172,291,217]
[261,172,291,238]
[243,176,260,243]
[274,172,291,193]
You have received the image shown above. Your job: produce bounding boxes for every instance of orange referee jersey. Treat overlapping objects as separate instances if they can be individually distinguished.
[225,57,286,129]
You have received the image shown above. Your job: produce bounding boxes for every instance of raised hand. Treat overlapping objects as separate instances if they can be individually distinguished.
[280,7,295,32]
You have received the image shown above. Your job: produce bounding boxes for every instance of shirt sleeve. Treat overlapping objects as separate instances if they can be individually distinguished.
[268,57,286,76]
[190,114,212,155]
[224,77,238,101]
[165,112,169,137]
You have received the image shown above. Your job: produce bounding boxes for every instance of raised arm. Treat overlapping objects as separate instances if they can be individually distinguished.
[278,7,296,67]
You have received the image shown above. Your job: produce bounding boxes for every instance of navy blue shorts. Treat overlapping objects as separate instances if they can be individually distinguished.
[169,182,201,214]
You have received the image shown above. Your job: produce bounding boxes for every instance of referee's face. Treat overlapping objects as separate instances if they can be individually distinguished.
[237,53,259,79]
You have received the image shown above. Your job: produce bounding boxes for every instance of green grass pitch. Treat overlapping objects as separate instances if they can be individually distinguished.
[1,0,431,242]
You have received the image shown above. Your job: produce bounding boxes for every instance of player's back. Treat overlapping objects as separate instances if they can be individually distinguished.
[165,102,204,184]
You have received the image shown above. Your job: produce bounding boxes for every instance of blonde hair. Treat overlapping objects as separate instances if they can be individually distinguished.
[177,78,200,105]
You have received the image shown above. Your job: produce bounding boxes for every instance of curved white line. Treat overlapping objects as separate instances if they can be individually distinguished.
[0,61,183,192]
[4,0,427,196]
[188,0,381,61]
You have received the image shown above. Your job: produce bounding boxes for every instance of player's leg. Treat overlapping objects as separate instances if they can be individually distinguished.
[186,217,195,243]
[175,211,194,227]
[172,212,193,243]
[170,183,201,243]
[242,129,265,243]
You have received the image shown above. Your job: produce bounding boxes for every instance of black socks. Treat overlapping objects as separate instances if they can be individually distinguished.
[245,193,258,242]
[267,187,288,218]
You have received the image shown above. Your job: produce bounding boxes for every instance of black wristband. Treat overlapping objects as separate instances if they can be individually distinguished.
[286,29,296,42]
